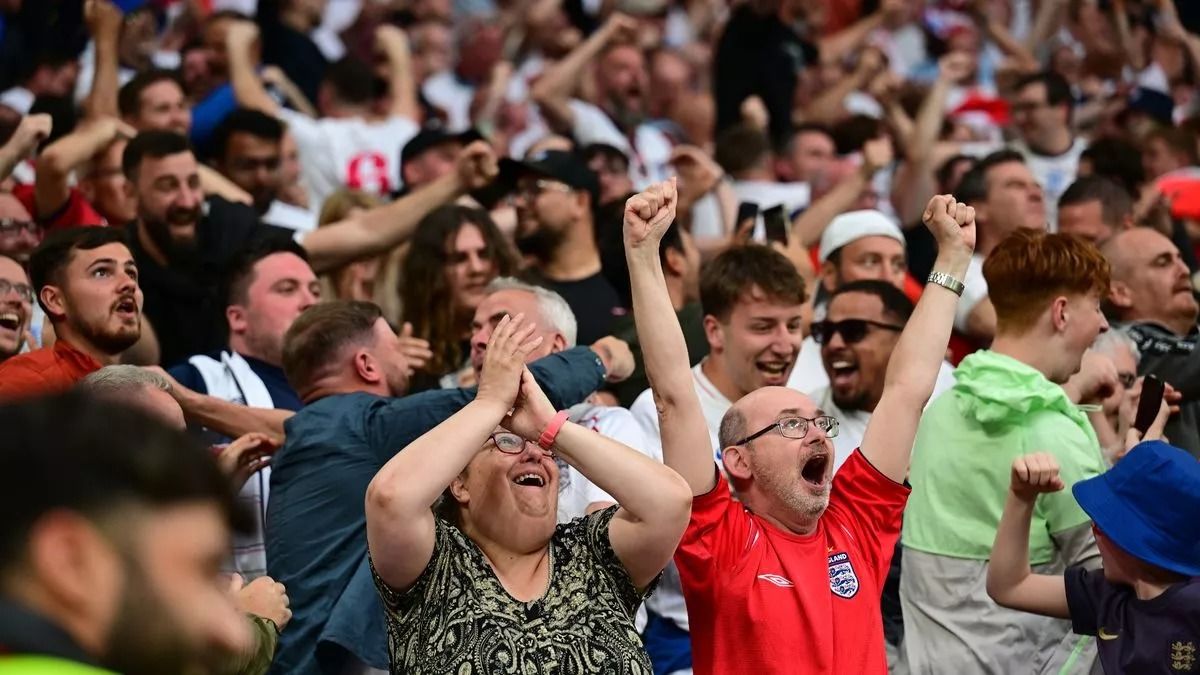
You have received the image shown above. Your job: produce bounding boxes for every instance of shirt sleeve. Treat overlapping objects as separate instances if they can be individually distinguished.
[582,505,655,615]
[675,470,750,579]
[526,346,606,411]
[1064,565,1105,637]
[370,515,451,614]
[168,362,209,395]
[825,449,910,586]
[566,99,629,151]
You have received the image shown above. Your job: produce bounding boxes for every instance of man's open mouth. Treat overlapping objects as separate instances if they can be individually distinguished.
[801,452,830,487]
[0,311,20,331]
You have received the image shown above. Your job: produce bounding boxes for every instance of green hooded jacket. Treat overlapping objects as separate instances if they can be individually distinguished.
[902,351,1107,564]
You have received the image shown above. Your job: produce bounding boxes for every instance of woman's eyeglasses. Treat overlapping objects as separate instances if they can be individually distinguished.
[489,432,553,456]
[810,318,903,345]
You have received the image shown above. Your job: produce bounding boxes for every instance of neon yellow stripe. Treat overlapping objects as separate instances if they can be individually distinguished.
[1057,635,1092,675]
[0,655,117,674]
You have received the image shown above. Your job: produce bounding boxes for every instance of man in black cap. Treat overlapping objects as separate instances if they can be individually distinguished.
[399,127,483,192]
[501,150,624,345]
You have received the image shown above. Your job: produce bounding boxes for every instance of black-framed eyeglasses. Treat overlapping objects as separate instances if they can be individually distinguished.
[0,279,33,303]
[734,415,839,446]
[514,179,574,201]
[489,431,553,456]
[0,219,39,236]
[811,318,903,345]
[1117,372,1137,389]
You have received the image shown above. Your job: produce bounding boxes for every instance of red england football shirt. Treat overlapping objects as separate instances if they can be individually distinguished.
[676,449,909,675]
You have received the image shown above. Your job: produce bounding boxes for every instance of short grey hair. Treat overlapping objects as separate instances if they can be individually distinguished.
[484,277,578,347]
[81,365,171,396]
[1091,326,1141,364]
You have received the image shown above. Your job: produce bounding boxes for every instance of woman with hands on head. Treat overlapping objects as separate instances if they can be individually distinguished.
[364,312,692,673]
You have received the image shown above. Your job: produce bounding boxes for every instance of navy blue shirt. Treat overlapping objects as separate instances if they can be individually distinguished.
[265,347,607,675]
[1065,566,1200,674]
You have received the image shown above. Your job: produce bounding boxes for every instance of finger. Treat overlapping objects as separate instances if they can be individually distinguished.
[1048,476,1065,492]
[229,574,245,593]
[400,322,413,338]
[664,176,678,205]
[1013,458,1029,484]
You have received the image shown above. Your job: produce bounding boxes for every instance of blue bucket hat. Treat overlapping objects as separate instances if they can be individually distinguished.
[1072,440,1200,577]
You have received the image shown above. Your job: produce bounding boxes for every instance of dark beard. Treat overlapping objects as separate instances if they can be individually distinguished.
[831,388,871,414]
[514,226,566,262]
[142,208,201,265]
[78,311,141,355]
[101,552,226,675]
[607,95,645,133]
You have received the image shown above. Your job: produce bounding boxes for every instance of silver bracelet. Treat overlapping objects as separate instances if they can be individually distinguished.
[927,271,965,297]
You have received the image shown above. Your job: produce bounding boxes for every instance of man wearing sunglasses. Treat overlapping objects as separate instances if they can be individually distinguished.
[627,181,975,675]
[0,254,32,363]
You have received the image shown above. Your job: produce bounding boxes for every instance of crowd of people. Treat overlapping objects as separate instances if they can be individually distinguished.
[1,0,1199,672]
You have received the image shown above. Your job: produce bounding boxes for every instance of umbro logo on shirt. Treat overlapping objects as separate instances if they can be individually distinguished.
[757,574,795,588]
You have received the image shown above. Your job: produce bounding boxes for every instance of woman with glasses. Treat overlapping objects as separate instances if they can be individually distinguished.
[364,313,691,674]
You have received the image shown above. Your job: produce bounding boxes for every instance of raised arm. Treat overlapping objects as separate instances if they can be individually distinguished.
[301,141,498,273]
[530,13,638,131]
[815,0,902,66]
[986,453,1071,619]
[366,313,543,592]
[0,114,51,182]
[505,366,691,589]
[859,195,974,482]
[226,21,280,117]
[625,179,717,495]
[83,0,123,119]
[35,118,131,218]
[893,53,967,226]
[790,136,893,247]
[375,25,420,123]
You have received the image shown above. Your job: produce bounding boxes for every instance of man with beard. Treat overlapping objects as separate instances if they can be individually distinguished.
[1103,227,1200,458]
[169,240,321,581]
[532,14,674,188]
[123,129,498,366]
[628,243,805,675]
[265,300,630,674]
[500,150,623,345]
[0,392,253,674]
[0,256,32,364]
[0,228,141,399]
[627,183,976,675]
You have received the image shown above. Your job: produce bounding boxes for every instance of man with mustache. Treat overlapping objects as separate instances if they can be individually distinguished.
[0,228,142,399]
[122,129,498,367]
[628,243,805,674]
[0,255,31,364]
[499,150,624,345]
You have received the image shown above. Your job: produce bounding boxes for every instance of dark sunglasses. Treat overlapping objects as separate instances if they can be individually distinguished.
[811,318,903,345]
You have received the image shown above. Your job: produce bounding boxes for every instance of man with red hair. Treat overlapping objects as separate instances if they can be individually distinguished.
[901,229,1113,673]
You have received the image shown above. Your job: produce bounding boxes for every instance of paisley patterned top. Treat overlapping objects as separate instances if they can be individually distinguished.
[370,506,655,674]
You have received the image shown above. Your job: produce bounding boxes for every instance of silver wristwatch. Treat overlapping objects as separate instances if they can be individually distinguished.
[927,271,965,297]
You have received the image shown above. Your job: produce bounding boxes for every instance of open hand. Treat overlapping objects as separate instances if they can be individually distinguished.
[375,23,410,55]
[1119,391,1170,460]
[455,140,499,191]
[938,51,975,84]
[216,432,278,489]
[476,313,544,409]
[397,322,433,374]
[921,194,976,258]
[602,13,639,43]
[1009,452,1065,501]
[504,366,557,441]
[861,135,894,174]
[623,179,678,251]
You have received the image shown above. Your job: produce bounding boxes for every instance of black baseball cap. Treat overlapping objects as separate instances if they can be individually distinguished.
[498,150,600,204]
[400,127,484,175]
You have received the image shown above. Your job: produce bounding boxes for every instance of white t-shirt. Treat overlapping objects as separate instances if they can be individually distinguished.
[955,253,989,334]
[630,361,731,459]
[568,99,674,189]
[277,108,419,208]
[423,71,475,133]
[262,200,319,235]
[1010,137,1088,232]
[556,402,653,524]
[810,386,871,471]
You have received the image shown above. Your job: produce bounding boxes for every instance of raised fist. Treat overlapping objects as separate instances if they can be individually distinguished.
[623,179,678,251]
[921,194,977,257]
[455,140,499,191]
[1009,453,1065,502]
[85,0,123,37]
